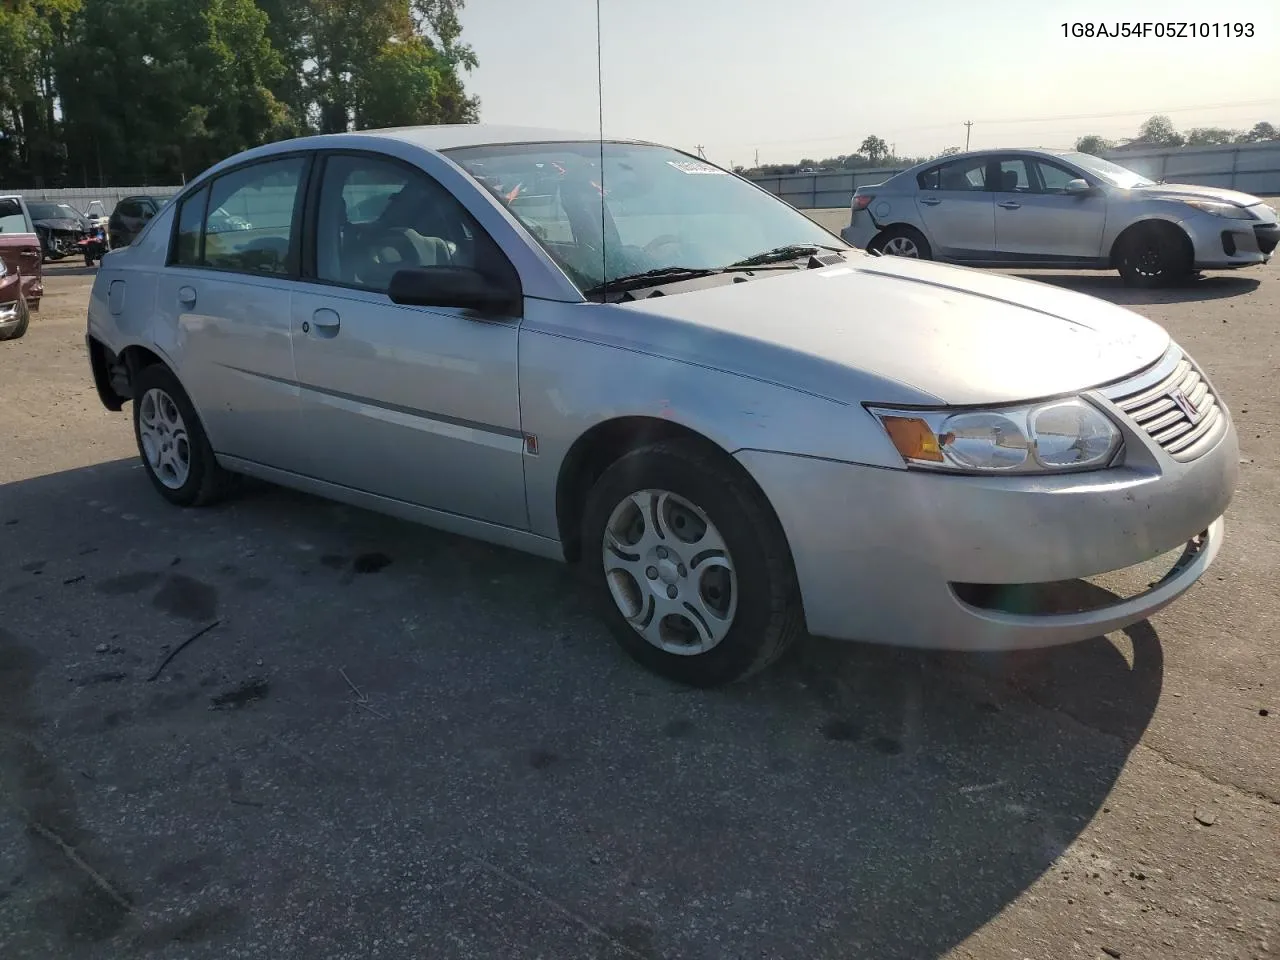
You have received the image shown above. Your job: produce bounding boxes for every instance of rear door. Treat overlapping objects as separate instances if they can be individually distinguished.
[0,197,44,306]
[991,155,1107,262]
[156,154,313,473]
[913,156,996,259]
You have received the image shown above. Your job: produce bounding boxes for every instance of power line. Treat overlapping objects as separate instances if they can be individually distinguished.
[711,97,1280,151]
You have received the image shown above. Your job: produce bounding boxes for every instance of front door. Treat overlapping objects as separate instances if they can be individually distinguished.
[290,151,528,529]
[157,154,312,474]
[913,155,996,259]
[992,155,1108,262]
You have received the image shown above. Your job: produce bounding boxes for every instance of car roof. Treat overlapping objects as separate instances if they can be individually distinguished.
[359,123,622,150]
[902,147,1078,172]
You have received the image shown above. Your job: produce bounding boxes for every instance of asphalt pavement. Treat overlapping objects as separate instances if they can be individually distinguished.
[1,250,1276,960]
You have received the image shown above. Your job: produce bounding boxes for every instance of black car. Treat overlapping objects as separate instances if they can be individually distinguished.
[26,200,92,261]
[107,195,167,249]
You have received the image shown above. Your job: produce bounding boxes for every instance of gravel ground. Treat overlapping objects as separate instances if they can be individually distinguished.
[1,253,1277,960]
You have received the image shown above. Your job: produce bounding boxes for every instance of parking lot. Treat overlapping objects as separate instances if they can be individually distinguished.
[2,245,1277,958]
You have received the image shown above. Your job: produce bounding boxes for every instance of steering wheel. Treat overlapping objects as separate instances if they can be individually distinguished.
[643,234,686,260]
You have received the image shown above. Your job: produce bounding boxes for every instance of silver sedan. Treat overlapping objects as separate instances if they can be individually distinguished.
[841,148,1278,287]
[85,126,1238,686]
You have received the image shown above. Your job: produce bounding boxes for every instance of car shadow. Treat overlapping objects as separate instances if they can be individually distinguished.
[1,458,1162,960]
[1012,270,1261,305]
[41,263,99,278]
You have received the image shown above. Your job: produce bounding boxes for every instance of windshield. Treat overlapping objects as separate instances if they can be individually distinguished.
[27,202,65,220]
[443,141,846,294]
[1058,152,1155,188]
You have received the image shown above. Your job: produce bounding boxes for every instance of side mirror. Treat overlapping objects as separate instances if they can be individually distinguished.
[388,266,520,316]
[1065,178,1092,195]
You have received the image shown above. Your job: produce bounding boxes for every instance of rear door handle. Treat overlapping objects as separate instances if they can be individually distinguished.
[920,197,942,206]
[177,285,196,307]
[998,200,1021,209]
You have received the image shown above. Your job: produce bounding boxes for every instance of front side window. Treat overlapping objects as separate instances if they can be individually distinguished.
[202,156,306,275]
[444,141,843,295]
[313,153,502,294]
[1033,160,1079,194]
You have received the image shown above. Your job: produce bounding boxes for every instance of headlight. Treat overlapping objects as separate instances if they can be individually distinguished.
[1175,198,1257,220]
[869,398,1122,474]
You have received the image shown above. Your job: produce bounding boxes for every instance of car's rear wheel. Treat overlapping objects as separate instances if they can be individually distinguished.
[0,298,29,341]
[868,225,932,260]
[579,440,804,687]
[1116,223,1193,288]
[131,363,235,507]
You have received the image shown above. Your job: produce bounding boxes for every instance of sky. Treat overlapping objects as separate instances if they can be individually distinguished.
[457,0,1279,167]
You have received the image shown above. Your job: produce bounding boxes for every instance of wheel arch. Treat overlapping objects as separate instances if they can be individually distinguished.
[1109,217,1193,267]
[553,415,793,566]
[87,336,173,411]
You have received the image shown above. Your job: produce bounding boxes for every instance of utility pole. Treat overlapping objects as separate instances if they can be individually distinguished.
[755,148,759,167]
[964,121,973,151]
[695,144,706,159]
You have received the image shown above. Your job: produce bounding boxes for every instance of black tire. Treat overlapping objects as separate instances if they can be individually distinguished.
[130,363,234,507]
[0,298,30,341]
[868,224,932,260]
[579,439,804,687]
[1116,223,1193,288]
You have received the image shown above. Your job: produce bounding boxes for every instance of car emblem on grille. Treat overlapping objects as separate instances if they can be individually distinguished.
[1170,388,1201,424]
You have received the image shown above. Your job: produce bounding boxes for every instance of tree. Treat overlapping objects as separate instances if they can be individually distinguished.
[937,146,961,157]
[859,135,888,164]
[1185,127,1239,146]
[1135,115,1184,147]
[1236,121,1278,143]
[1074,134,1113,155]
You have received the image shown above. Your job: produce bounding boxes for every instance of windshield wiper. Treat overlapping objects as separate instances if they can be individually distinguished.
[582,266,722,297]
[726,243,847,268]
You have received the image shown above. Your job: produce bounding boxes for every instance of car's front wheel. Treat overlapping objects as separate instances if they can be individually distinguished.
[1116,223,1193,287]
[131,363,235,507]
[868,225,932,260]
[580,440,804,687]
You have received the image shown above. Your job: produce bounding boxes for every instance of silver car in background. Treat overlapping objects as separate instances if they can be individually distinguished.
[86,126,1237,687]
[842,148,1278,287]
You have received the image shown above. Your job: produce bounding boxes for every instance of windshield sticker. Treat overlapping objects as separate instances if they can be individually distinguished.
[666,160,728,175]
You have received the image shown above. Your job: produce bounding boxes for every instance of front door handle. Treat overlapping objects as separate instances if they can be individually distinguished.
[177,285,196,307]
[310,308,341,337]
[998,200,1021,210]
[920,197,942,206]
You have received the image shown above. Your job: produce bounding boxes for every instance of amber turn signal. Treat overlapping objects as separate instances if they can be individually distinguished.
[879,415,944,463]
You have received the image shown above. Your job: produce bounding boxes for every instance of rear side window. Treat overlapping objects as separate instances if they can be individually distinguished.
[172,186,210,265]
[0,198,28,233]
[199,156,306,276]
[917,157,988,192]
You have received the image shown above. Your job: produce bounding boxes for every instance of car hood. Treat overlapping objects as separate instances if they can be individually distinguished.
[1130,182,1266,208]
[33,217,82,231]
[612,254,1171,406]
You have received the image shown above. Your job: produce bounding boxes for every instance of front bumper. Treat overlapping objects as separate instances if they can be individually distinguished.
[1181,209,1277,268]
[737,354,1239,651]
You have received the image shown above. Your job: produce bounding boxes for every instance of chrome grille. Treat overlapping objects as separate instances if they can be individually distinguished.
[1105,350,1225,461]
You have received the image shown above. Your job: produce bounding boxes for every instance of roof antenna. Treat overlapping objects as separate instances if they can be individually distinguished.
[595,0,606,303]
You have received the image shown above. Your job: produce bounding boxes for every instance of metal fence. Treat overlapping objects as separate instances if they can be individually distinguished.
[0,185,182,214]
[747,140,1280,209]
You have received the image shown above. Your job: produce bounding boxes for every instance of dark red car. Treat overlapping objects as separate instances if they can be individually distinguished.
[0,195,45,341]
